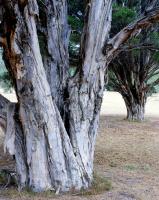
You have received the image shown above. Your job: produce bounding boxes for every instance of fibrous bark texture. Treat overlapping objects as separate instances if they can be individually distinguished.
[1,0,90,192]
[126,101,145,121]
[67,0,112,180]
[0,0,159,193]
[39,0,69,115]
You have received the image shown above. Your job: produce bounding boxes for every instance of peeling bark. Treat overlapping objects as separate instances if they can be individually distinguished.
[39,0,69,114]
[1,0,89,192]
[0,0,159,193]
[68,0,112,180]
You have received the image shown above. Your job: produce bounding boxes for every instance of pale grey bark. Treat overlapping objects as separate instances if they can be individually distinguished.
[41,0,69,114]
[126,103,145,121]
[1,0,159,193]
[123,95,146,121]
[1,0,89,192]
[4,103,28,189]
[68,0,112,180]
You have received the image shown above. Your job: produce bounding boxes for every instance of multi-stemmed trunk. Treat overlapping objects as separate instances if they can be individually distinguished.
[126,102,145,121]
[109,46,149,121]
[0,0,159,193]
[0,0,112,192]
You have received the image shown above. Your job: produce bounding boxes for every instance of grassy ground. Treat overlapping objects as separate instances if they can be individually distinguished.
[0,91,159,200]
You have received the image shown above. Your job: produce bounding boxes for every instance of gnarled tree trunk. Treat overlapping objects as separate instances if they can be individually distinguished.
[123,93,147,121]
[0,0,112,192]
[2,1,90,192]
[0,0,159,193]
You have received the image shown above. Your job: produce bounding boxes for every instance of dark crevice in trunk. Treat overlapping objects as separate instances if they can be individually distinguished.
[14,103,29,187]
[63,87,70,137]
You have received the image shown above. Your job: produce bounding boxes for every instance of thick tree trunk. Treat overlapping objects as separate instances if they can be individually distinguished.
[39,0,69,115]
[1,0,159,193]
[0,0,112,192]
[123,92,147,121]
[67,0,112,180]
[2,1,90,192]
[125,101,145,121]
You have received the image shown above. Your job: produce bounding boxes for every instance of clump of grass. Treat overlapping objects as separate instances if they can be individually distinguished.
[77,173,111,196]
[124,118,143,123]
[0,170,17,187]
[0,171,6,185]
[125,164,137,171]
[109,161,117,168]
[0,173,111,198]
[0,188,56,199]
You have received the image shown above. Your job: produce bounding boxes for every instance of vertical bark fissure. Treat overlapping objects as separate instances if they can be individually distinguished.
[122,90,147,121]
[1,0,159,193]
[1,0,92,192]
[14,103,29,188]
[38,0,69,116]
[68,0,112,181]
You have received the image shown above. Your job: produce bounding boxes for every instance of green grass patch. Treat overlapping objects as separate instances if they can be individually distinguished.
[125,164,137,171]
[0,188,56,199]
[0,173,111,198]
[77,173,111,196]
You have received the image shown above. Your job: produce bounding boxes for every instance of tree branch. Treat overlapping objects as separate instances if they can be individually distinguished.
[118,43,159,52]
[148,70,159,79]
[146,77,159,91]
[104,7,159,60]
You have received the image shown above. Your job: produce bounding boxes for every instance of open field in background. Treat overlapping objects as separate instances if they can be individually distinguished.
[0,89,17,103]
[1,89,159,118]
[0,90,159,199]
[101,91,159,118]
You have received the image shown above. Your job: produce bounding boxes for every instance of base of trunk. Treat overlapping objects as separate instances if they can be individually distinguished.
[126,104,145,121]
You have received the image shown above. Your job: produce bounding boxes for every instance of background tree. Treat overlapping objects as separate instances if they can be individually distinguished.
[108,0,159,121]
[0,0,159,193]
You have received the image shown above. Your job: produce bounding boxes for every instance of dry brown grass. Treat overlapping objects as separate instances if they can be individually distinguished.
[1,92,159,199]
[94,116,159,200]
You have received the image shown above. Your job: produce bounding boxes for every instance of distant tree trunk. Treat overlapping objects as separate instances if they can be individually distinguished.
[1,0,159,193]
[122,91,147,121]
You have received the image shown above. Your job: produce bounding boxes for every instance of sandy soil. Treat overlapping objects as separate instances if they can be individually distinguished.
[0,91,159,200]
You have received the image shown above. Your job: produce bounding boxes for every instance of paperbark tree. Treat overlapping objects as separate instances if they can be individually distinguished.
[109,38,159,121]
[108,0,159,121]
[0,0,159,193]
